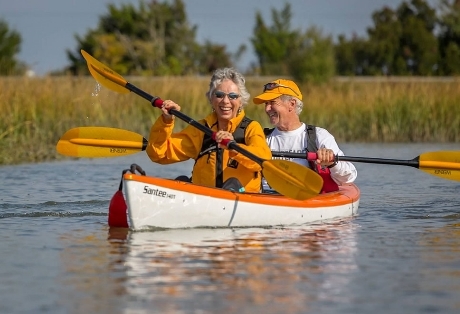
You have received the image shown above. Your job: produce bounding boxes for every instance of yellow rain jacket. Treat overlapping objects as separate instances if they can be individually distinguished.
[146,110,271,193]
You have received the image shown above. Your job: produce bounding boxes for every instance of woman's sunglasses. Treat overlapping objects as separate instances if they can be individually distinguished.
[263,82,300,96]
[214,91,240,100]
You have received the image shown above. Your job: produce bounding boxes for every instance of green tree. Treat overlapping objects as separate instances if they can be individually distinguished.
[335,34,371,75]
[287,26,335,83]
[335,0,438,76]
[251,3,298,75]
[66,0,232,75]
[195,40,233,73]
[366,7,402,75]
[0,19,24,75]
[437,0,460,74]
[395,0,439,75]
[251,3,334,82]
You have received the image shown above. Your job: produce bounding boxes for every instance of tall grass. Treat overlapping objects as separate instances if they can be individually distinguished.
[1,76,459,165]
[303,80,460,143]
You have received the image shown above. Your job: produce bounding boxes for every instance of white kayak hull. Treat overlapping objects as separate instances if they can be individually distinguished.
[123,174,360,230]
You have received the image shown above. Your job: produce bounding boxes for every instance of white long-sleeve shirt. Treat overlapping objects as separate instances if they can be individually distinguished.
[264,123,357,190]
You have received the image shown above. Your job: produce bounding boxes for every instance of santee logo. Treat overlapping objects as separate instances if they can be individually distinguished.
[143,186,176,199]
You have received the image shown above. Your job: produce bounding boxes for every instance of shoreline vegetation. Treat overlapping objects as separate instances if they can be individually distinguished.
[1,76,459,166]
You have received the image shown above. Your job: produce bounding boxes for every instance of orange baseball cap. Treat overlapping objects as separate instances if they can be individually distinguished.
[253,79,302,104]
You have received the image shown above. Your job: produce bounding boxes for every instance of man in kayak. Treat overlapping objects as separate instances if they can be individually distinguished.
[253,79,357,193]
[146,68,272,193]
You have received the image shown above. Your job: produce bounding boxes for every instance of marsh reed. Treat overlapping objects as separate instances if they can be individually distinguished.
[1,76,459,165]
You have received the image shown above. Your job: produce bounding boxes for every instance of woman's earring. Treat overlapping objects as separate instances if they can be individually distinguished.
[237,107,242,115]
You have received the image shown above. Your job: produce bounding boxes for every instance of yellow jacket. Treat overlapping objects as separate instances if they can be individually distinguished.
[146,110,272,193]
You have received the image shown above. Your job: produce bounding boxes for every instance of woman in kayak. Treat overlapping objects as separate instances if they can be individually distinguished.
[146,68,272,193]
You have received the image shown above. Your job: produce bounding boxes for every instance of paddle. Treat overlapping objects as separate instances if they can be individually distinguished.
[57,126,460,183]
[56,127,147,158]
[78,50,323,200]
[271,151,460,182]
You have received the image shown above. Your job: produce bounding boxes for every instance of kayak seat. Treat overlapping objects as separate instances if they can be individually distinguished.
[221,177,245,193]
[175,175,191,182]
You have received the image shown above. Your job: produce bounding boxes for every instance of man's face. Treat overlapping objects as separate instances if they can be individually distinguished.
[264,97,292,126]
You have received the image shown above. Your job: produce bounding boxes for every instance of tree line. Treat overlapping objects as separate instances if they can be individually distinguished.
[1,0,459,82]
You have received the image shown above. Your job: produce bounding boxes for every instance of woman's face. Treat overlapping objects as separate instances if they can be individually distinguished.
[211,79,242,121]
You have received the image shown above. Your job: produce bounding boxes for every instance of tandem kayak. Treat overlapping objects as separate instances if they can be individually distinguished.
[111,168,360,230]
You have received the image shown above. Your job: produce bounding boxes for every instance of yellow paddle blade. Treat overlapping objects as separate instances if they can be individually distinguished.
[81,50,130,94]
[57,127,145,158]
[419,151,460,181]
[262,159,323,200]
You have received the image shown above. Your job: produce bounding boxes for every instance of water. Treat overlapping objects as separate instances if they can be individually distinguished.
[1,143,460,314]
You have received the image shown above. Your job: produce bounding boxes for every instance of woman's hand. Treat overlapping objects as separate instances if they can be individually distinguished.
[215,130,234,149]
[161,100,181,122]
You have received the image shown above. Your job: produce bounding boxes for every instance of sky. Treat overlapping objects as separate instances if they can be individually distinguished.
[0,0,439,76]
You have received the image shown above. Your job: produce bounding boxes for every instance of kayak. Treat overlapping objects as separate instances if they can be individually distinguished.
[120,173,360,230]
[65,51,458,229]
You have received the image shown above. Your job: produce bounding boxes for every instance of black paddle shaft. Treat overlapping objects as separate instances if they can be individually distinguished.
[271,151,420,168]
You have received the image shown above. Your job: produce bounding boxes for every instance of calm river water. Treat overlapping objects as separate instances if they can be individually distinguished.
[1,143,460,314]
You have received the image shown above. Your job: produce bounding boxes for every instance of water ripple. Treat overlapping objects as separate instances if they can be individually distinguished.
[0,210,107,219]
[0,199,109,219]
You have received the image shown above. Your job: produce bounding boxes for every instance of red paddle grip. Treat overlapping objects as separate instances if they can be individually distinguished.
[307,152,318,160]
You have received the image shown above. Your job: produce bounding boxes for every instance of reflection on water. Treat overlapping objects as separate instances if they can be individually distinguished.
[131,221,358,312]
[58,229,130,313]
[418,222,460,311]
[59,220,358,313]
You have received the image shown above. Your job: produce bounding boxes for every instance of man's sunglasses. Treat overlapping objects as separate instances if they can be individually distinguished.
[263,82,300,96]
[214,91,240,100]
